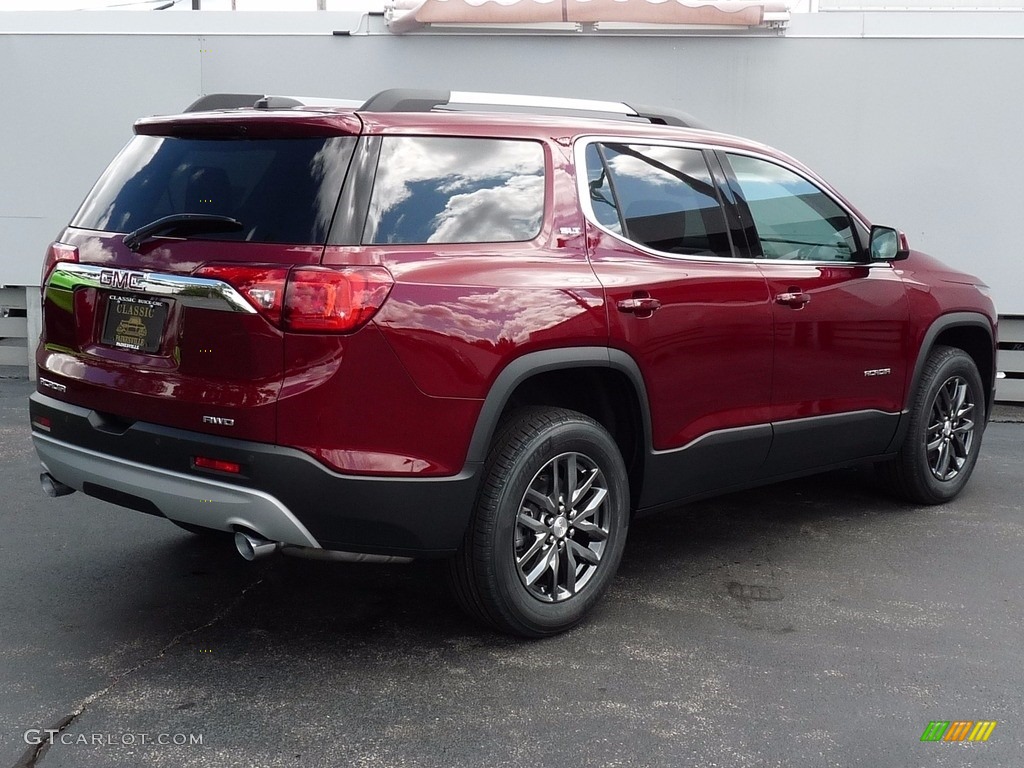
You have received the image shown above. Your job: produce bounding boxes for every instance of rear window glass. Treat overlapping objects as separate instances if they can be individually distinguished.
[72,135,356,245]
[587,142,732,258]
[362,137,545,245]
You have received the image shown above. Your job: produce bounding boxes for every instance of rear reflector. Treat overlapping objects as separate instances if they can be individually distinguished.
[193,456,242,474]
[284,266,393,333]
[33,416,52,432]
[41,242,79,286]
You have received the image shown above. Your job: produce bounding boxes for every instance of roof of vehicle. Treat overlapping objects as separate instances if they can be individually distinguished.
[136,88,854,214]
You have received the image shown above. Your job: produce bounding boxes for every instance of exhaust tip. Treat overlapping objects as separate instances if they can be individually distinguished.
[234,531,278,561]
[40,473,75,498]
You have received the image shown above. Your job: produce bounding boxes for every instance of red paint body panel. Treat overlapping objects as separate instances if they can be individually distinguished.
[586,225,774,450]
[277,323,481,476]
[757,262,911,420]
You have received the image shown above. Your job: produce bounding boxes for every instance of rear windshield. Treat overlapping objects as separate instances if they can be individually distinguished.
[72,135,356,245]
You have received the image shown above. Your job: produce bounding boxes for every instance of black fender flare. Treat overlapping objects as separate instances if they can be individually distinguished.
[886,311,996,452]
[463,347,654,467]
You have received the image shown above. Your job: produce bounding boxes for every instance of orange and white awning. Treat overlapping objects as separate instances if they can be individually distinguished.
[386,0,791,34]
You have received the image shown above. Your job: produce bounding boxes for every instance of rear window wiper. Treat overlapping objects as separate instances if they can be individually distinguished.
[122,214,243,252]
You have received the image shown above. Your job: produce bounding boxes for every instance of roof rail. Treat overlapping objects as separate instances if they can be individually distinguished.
[359,89,706,129]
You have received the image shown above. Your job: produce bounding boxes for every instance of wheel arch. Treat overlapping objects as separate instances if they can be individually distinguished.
[465,348,653,510]
[906,313,997,421]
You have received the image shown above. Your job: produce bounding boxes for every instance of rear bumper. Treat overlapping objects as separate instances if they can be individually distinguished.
[29,392,480,558]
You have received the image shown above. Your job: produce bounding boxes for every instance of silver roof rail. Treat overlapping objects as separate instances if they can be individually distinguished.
[359,88,706,129]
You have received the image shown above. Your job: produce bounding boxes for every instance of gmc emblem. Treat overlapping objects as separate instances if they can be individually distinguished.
[99,269,146,291]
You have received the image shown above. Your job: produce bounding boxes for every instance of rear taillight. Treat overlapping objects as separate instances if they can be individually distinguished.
[194,264,393,334]
[283,266,393,334]
[194,264,288,325]
[41,242,79,286]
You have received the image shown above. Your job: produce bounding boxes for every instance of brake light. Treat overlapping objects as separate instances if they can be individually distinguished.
[284,266,393,333]
[194,264,288,325]
[41,242,79,286]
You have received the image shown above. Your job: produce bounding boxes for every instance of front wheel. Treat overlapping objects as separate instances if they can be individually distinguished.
[881,345,985,504]
[449,407,630,637]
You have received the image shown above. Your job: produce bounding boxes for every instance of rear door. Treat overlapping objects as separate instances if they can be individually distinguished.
[40,118,359,444]
[579,139,774,507]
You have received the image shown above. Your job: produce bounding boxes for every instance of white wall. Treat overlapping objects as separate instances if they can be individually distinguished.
[2,10,1023,316]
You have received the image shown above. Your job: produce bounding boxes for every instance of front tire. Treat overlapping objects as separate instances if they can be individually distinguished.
[882,345,985,504]
[449,407,630,637]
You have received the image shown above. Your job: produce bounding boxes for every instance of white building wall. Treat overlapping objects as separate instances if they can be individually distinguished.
[1,11,1022,381]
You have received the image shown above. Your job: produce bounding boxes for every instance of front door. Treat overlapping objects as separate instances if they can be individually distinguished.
[720,152,910,474]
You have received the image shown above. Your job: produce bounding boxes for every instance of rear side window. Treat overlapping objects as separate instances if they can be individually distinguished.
[584,142,732,258]
[72,135,356,244]
[362,137,545,245]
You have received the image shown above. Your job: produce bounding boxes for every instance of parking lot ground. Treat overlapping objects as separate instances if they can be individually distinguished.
[2,375,1022,768]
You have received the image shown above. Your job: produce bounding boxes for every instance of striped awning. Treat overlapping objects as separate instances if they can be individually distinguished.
[386,0,791,33]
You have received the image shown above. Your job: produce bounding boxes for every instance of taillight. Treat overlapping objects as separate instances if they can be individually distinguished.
[193,264,392,334]
[194,264,288,325]
[283,266,393,333]
[41,242,79,286]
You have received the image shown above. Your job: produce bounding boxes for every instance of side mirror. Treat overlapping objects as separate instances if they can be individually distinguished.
[869,225,910,262]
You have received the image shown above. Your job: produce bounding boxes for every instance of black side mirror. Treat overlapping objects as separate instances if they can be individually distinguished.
[869,225,910,262]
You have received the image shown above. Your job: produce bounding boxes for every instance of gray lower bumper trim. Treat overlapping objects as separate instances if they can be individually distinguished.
[33,433,320,548]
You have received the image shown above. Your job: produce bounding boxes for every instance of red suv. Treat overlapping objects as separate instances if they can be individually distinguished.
[30,89,997,636]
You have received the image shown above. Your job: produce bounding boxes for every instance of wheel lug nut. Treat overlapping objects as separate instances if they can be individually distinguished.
[547,536,555,544]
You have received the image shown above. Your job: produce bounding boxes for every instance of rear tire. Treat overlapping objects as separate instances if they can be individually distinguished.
[881,345,985,504]
[449,407,630,637]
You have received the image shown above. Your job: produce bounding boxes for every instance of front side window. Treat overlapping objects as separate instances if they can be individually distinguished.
[583,141,732,258]
[726,154,859,262]
[363,137,545,245]
[72,135,356,245]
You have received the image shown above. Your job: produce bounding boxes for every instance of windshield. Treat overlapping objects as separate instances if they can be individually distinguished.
[72,134,356,245]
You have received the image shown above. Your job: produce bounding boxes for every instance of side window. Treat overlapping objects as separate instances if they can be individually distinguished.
[726,154,859,262]
[363,137,545,245]
[584,142,732,258]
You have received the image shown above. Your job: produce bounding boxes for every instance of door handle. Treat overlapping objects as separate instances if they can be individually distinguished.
[617,294,662,318]
[775,290,811,309]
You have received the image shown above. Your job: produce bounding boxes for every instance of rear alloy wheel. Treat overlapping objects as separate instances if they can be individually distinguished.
[882,345,985,504]
[449,407,629,637]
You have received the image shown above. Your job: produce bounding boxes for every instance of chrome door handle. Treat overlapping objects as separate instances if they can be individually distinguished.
[617,295,662,317]
[775,291,811,309]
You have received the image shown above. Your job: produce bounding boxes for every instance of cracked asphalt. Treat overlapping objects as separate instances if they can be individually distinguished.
[2,374,1023,767]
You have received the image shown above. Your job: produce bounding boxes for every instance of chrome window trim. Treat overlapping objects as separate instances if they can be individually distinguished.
[47,263,258,314]
[573,135,880,268]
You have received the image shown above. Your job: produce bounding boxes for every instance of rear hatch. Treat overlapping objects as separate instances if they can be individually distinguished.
[39,110,362,443]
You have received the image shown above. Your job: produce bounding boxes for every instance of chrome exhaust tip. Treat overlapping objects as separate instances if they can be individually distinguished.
[234,531,279,561]
[40,472,75,498]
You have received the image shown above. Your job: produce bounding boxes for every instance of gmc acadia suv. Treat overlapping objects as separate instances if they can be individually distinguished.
[30,89,997,637]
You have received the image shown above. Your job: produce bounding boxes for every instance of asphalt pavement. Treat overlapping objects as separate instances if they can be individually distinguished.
[1,374,1022,768]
